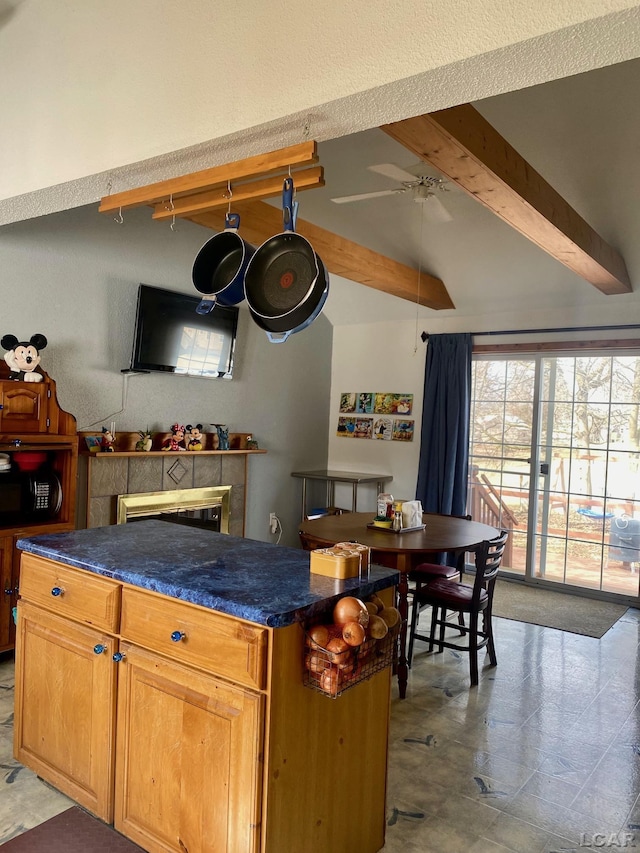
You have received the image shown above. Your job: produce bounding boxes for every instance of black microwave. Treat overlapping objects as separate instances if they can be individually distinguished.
[0,469,62,525]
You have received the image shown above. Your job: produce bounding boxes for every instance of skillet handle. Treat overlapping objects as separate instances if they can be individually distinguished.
[224,212,240,231]
[196,294,216,314]
[282,178,295,233]
[265,330,292,344]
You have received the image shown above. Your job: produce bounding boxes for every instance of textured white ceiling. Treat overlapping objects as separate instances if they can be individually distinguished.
[1,2,639,213]
[1,3,639,329]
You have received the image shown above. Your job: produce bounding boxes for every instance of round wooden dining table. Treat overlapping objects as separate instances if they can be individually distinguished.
[298,511,501,699]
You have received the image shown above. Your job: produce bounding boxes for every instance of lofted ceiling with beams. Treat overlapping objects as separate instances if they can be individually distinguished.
[297,57,640,325]
[99,57,640,328]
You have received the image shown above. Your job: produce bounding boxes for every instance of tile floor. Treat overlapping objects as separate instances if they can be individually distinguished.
[2,607,640,852]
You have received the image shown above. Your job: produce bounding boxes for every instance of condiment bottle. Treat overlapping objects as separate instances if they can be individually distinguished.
[377,492,394,518]
[392,501,403,531]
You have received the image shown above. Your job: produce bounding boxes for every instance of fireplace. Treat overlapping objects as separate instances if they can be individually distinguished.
[79,448,252,536]
[116,486,231,533]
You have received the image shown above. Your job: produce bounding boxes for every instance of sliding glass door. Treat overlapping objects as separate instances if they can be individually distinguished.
[468,352,640,601]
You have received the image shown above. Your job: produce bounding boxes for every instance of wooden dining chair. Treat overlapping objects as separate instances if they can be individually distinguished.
[407,514,472,634]
[407,530,508,686]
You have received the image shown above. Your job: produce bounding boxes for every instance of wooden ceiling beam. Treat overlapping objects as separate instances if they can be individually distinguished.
[152,166,324,221]
[382,104,631,295]
[99,141,318,214]
[190,200,455,310]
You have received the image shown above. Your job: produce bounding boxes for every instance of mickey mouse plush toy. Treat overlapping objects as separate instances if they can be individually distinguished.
[1,334,47,382]
[185,424,203,451]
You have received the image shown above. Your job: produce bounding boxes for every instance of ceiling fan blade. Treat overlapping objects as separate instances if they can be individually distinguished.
[421,194,453,223]
[368,163,421,184]
[330,188,402,204]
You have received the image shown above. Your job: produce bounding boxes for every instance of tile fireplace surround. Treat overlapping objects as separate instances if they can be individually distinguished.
[77,452,249,537]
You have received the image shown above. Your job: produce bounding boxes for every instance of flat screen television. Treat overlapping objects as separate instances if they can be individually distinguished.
[129,284,239,378]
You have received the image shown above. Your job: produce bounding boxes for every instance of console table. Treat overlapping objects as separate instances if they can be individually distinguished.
[291,469,392,520]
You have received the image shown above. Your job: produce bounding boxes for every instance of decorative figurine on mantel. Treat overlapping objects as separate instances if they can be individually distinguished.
[100,426,115,452]
[185,424,203,451]
[162,423,186,451]
[1,333,47,382]
[135,429,153,452]
[210,423,229,450]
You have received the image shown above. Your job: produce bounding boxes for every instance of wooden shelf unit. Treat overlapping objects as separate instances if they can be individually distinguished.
[0,369,77,653]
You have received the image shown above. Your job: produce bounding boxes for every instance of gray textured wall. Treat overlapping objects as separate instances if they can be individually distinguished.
[0,205,332,545]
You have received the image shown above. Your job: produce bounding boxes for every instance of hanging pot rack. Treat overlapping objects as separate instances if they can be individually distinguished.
[98,140,454,311]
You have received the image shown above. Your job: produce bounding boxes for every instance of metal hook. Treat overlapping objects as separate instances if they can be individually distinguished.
[223,180,233,214]
[166,194,177,231]
[114,207,123,225]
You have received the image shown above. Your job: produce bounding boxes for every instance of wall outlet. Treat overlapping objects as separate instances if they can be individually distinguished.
[269,512,278,534]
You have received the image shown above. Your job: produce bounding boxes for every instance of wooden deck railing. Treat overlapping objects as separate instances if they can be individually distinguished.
[467,469,518,565]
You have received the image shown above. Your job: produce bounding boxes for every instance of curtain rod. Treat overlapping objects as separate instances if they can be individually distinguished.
[421,323,640,342]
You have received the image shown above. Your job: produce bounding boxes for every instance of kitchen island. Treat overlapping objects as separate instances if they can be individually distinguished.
[13,521,398,853]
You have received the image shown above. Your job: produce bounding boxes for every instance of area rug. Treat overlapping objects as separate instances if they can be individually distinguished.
[2,806,144,852]
[493,580,629,638]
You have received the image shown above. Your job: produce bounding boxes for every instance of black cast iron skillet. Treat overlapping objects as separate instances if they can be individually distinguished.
[243,177,329,342]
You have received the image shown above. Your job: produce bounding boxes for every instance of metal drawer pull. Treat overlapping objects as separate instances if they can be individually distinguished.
[51,586,64,597]
[93,644,108,655]
[112,652,126,663]
[171,630,186,642]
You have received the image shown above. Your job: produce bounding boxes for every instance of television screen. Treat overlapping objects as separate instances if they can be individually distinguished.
[130,284,238,378]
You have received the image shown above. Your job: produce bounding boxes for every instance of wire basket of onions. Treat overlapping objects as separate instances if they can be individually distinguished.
[303,594,400,698]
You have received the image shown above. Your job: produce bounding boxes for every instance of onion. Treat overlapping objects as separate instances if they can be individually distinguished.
[342,621,366,647]
[320,668,341,696]
[346,661,364,682]
[326,637,352,666]
[333,596,370,628]
[337,657,355,675]
[307,623,330,649]
[305,652,327,674]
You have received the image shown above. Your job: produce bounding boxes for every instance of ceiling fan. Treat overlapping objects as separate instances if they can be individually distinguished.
[330,163,453,222]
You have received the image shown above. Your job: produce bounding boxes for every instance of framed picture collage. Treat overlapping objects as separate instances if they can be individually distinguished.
[337,392,414,442]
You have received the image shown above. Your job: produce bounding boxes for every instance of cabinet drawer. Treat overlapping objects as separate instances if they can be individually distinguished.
[19,554,121,632]
[120,587,268,691]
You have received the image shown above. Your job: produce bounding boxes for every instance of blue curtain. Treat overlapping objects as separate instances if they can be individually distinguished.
[416,333,472,516]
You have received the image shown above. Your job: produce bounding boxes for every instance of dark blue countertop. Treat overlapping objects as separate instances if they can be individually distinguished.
[17,521,399,628]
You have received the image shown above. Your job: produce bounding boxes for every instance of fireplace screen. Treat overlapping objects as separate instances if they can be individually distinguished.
[117,486,231,534]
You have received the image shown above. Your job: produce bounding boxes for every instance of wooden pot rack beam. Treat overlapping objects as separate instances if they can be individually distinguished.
[382,105,631,296]
[98,141,320,214]
[151,165,324,221]
[99,140,454,311]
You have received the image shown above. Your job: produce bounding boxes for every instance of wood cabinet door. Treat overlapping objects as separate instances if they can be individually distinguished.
[0,536,14,652]
[13,601,117,821]
[0,383,48,433]
[114,642,264,853]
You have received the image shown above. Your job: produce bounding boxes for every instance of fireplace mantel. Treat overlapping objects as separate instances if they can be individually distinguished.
[77,443,265,536]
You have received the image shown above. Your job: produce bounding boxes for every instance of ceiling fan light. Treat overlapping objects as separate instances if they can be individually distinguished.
[413,185,432,203]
